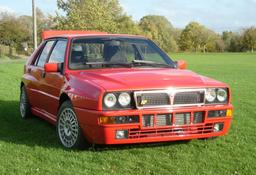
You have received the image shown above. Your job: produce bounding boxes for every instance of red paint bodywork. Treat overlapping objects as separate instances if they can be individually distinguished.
[21,31,233,144]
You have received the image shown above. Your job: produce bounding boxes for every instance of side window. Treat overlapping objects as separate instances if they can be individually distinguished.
[36,41,55,67]
[48,40,68,63]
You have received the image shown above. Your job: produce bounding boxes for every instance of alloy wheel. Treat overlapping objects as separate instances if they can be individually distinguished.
[58,108,79,148]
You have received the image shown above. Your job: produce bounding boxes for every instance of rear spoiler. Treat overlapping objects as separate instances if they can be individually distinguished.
[42,30,108,40]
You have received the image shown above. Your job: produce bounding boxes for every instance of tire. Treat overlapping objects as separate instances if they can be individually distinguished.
[57,101,86,149]
[20,86,32,119]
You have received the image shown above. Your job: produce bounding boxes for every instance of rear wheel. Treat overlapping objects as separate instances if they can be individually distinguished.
[57,101,86,149]
[19,86,32,119]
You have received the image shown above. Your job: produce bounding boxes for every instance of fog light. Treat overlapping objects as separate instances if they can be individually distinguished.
[116,130,128,139]
[214,123,224,132]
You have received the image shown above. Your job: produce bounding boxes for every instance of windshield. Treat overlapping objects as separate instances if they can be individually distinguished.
[69,37,175,69]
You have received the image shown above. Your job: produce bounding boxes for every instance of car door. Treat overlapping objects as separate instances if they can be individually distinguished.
[39,39,68,117]
[26,40,56,110]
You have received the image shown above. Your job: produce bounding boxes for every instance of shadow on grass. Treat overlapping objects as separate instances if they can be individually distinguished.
[92,140,191,152]
[0,100,61,149]
[0,100,190,151]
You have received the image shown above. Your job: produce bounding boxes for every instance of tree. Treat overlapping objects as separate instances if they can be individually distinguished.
[0,8,54,54]
[115,15,142,34]
[215,37,226,52]
[242,27,256,52]
[55,0,124,33]
[0,13,30,48]
[139,15,178,52]
[222,31,242,52]
[179,22,219,52]
[179,22,204,52]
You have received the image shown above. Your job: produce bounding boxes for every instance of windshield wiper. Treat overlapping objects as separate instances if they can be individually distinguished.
[82,60,173,68]
[131,60,173,68]
[84,61,131,68]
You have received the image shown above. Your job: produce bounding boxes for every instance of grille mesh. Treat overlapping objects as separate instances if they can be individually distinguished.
[137,93,170,107]
[135,90,205,108]
[156,114,172,126]
[142,112,205,127]
[193,112,204,123]
[142,115,154,127]
[175,113,191,125]
[173,91,204,105]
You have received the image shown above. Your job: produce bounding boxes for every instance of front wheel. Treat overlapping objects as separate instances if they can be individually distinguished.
[57,101,86,149]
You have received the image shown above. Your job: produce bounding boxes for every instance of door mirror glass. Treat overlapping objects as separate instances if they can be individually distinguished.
[175,60,187,69]
[44,63,62,73]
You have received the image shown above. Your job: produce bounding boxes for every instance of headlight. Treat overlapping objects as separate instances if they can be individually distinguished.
[217,88,227,102]
[205,88,228,104]
[103,92,133,109]
[104,93,117,108]
[118,92,131,107]
[205,88,216,102]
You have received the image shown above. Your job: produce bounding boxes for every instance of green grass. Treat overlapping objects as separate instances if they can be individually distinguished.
[0,53,256,175]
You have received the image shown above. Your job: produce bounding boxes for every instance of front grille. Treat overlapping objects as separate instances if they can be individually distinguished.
[136,92,170,107]
[129,123,214,139]
[134,89,205,109]
[173,91,205,105]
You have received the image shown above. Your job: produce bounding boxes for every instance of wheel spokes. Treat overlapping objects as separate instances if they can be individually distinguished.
[58,108,79,148]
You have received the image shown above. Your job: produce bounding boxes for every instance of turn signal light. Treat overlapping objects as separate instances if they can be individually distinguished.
[99,116,139,124]
[227,109,232,117]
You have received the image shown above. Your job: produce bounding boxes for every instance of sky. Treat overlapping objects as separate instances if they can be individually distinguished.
[0,0,255,32]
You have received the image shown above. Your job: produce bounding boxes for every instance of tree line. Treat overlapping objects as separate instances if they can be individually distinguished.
[0,0,255,55]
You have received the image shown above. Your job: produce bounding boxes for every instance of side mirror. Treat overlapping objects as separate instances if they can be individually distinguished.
[44,63,63,73]
[175,60,187,69]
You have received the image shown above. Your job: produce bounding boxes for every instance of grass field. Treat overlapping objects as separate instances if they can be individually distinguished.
[0,53,256,175]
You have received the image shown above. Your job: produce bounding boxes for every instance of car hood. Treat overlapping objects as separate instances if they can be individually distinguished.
[70,68,226,91]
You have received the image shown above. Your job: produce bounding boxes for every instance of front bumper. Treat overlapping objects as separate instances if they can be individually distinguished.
[74,104,233,144]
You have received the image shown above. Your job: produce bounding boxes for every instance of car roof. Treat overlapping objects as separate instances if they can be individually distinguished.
[42,30,146,40]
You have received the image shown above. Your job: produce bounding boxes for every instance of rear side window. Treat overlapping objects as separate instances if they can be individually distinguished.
[36,41,55,67]
[48,40,68,63]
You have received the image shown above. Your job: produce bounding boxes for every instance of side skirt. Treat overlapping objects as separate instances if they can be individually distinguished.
[31,107,57,125]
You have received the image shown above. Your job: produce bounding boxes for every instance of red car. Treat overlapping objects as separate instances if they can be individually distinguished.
[20,30,233,149]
